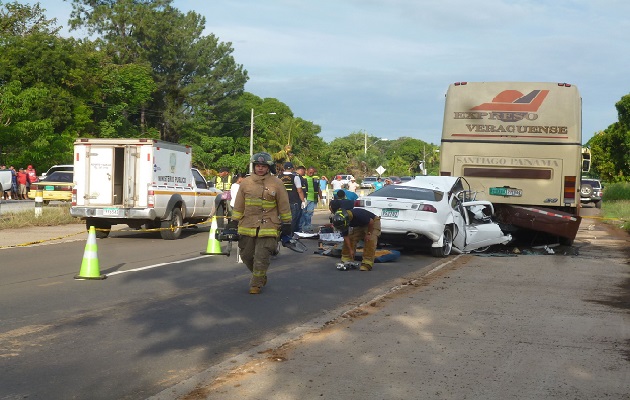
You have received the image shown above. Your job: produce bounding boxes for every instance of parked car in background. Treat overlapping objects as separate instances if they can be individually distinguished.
[400,176,413,183]
[28,171,74,204]
[580,178,603,208]
[357,176,512,257]
[39,164,73,180]
[387,176,402,184]
[360,176,378,189]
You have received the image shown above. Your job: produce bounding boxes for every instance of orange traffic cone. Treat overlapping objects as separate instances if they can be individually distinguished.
[74,226,107,280]
[200,216,224,255]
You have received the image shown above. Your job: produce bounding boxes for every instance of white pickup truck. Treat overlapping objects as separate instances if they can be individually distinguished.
[0,169,12,196]
[70,138,221,239]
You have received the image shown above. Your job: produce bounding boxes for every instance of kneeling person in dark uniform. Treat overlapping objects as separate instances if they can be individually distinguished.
[331,208,381,271]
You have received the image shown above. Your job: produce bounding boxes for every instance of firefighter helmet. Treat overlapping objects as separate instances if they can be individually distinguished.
[251,152,273,166]
[250,152,275,174]
[331,209,350,230]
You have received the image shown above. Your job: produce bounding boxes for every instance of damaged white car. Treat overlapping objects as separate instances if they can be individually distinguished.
[356,176,512,257]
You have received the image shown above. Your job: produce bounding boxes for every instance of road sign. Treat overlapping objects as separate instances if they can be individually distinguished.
[376,165,386,176]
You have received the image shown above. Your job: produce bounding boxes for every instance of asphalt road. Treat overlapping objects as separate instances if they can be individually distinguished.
[0,211,444,400]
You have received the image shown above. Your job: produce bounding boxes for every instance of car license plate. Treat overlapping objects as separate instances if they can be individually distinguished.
[45,185,55,191]
[489,187,523,197]
[103,208,119,216]
[382,209,399,218]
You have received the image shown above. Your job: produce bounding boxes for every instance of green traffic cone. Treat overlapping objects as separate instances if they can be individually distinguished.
[200,216,224,255]
[74,226,107,280]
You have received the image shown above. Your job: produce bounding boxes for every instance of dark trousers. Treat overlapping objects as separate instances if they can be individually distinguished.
[290,202,303,234]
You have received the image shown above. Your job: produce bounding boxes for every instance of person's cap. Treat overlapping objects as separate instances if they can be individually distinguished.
[219,167,229,173]
[19,167,24,170]
[27,165,32,168]
[284,162,294,169]
[351,178,355,181]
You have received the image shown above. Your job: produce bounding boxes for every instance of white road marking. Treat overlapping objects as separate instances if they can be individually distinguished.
[105,255,211,277]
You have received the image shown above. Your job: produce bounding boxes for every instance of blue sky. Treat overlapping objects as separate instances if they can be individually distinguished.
[24,0,630,145]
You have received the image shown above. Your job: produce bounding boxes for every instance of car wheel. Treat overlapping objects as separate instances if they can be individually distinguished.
[161,208,183,240]
[431,227,453,257]
[580,184,593,197]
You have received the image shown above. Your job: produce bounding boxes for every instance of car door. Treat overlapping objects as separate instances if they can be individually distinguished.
[461,201,512,251]
[449,193,467,251]
[190,168,214,218]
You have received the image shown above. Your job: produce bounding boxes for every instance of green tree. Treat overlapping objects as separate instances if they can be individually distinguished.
[68,0,249,155]
[587,94,630,183]
[0,1,59,37]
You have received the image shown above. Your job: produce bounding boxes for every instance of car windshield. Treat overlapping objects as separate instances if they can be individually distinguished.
[43,172,73,182]
[368,185,443,201]
[364,177,376,182]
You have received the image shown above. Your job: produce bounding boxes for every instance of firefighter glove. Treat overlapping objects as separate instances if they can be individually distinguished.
[301,200,307,209]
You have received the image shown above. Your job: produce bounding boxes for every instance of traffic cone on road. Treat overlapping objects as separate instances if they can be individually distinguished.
[74,226,107,280]
[200,216,223,255]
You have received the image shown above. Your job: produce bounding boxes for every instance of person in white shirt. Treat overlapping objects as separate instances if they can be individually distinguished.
[331,175,343,191]
[347,178,359,192]
[229,173,246,208]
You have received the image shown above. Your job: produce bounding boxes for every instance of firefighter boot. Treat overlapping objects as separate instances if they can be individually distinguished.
[249,286,262,294]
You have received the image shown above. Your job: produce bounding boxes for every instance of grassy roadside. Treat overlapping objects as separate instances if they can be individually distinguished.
[600,200,630,233]
[0,204,82,230]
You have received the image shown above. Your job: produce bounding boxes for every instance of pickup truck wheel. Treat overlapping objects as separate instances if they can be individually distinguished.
[595,199,602,209]
[431,227,453,258]
[87,221,111,239]
[161,208,183,240]
[580,184,593,197]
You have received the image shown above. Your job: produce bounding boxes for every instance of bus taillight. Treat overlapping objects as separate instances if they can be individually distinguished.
[148,190,155,208]
[564,176,577,202]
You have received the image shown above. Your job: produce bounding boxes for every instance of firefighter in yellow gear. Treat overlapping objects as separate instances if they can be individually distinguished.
[230,153,292,294]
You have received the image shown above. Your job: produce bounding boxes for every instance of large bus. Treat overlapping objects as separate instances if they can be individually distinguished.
[439,82,587,244]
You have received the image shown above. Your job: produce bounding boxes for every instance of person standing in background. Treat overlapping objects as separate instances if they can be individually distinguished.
[278,162,305,235]
[300,166,322,233]
[229,173,246,209]
[16,168,28,200]
[319,175,328,206]
[347,178,358,193]
[331,175,343,191]
[214,167,233,226]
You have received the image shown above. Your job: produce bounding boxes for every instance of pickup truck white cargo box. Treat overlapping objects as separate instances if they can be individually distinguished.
[70,138,221,239]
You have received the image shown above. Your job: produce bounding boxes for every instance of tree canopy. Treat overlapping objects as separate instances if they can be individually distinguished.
[0,1,626,183]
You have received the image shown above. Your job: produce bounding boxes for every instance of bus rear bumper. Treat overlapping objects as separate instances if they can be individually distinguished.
[494,204,581,242]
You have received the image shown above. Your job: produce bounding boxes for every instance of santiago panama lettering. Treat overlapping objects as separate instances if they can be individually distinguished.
[157,175,187,183]
[455,156,560,167]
